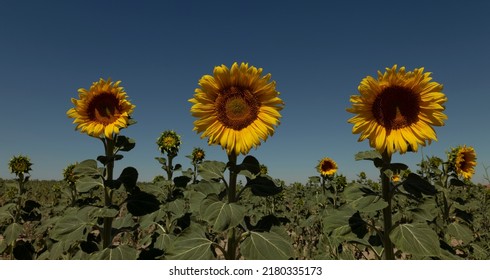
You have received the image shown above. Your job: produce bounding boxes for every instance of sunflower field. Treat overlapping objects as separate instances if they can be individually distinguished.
[1,64,489,260]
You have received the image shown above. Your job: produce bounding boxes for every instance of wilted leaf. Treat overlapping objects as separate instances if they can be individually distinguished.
[447,222,474,244]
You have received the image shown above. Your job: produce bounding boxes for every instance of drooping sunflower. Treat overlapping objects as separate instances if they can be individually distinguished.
[189,62,284,156]
[450,145,477,180]
[67,78,135,139]
[317,157,338,177]
[347,65,447,156]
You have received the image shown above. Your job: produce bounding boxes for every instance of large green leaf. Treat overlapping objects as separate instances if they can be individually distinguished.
[0,203,16,223]
[344,185,387,212]
[73,159,101,176]
[446,222,474,244]
[126,188,160,216]
[193,180,224,195]
[90,207,119,218]
[323,207,357,234]
[166,199,185,218]
[200,194,245,232]
[390,223,440,257]
[154,232,175,252]
[4,222,23,245]
[50,207,94,242]
[90,245,138,260]
[76,175,104,193]
[247,176,283,197]
[198,161,226,181]
[167,224,214,260]
[240,227,294,260]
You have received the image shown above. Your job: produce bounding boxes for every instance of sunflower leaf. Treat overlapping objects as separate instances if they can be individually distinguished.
[449,178,466,187]
[247,176,282,197]
[198,161,226,181]
[237,155,261,175]
[115,136,136,152]
[401,173,437,198]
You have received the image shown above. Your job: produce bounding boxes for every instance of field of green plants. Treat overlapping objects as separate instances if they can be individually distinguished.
[1,150,489,260]
[1,64,489,260]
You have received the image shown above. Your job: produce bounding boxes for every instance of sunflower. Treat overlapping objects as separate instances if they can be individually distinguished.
[451,145,477,180]
[67,78,135,139]
[189,62,284,156]
[191,147,205,164]
[317,157,338,177]
[157,130,181,155]
[9,155,32,176]
[347,65,447,156]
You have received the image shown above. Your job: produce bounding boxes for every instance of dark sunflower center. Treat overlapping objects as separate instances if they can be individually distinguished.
[87,93,121,124]
[372,86,421,130]
[460,153,472,171]
[321,161,334,172]
[216,86,259,130]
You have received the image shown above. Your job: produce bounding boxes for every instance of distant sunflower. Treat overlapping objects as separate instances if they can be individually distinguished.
[317,157,338,177]
[191,147,205,164]
[157,130,181,155]
[9,155,32,176]
[451,145,477,180]
[189,62,284,155]
[347,65,447,156]
[67,78,135,139]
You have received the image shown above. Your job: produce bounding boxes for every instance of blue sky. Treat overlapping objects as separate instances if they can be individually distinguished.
[0,0,489,184]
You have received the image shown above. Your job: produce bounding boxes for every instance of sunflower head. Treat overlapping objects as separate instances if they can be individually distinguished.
[391,174,401,183]
[317,157,338,177]
[449,145,477,180]
[9,155,32,176]
[157,130,181,155]
[347,65,447,156]
[67,78,135,139]
[260,164,269,176]
[189,62,285,156]
[63,163,78,184]
[191,147,206,164]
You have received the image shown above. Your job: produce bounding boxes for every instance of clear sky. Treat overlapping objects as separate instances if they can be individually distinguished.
[1,0,489,184]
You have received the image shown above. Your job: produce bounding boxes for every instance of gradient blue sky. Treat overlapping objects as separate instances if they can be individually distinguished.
[1,0,489,184]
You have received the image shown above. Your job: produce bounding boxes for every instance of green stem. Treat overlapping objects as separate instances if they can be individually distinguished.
[102,138,115,249]
[381,150,394,260]
[166,154,174,181]
[226,153,238,260]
